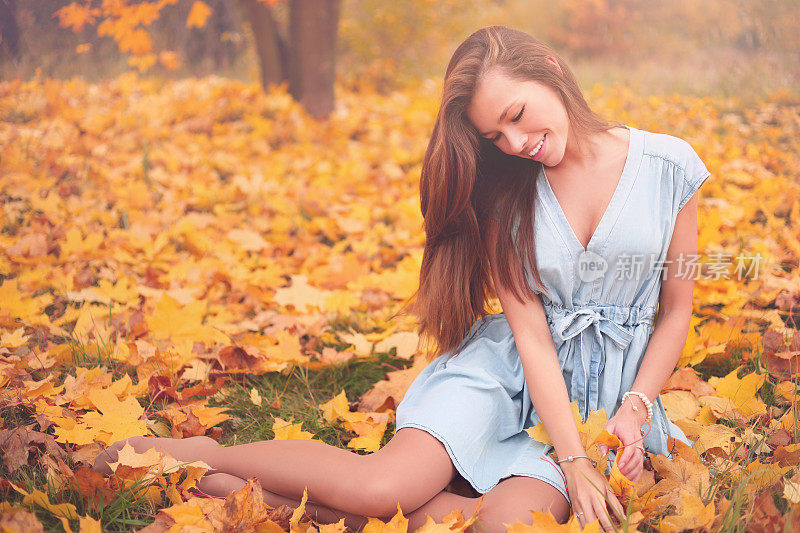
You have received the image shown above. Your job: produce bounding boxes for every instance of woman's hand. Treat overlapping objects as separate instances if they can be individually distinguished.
[562,458,625,532]
[599,402,648,483]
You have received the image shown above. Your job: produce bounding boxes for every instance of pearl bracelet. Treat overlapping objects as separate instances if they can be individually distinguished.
[622,391,653,423]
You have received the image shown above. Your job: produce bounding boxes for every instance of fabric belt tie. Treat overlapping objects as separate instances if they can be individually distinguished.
[549,307,644,421]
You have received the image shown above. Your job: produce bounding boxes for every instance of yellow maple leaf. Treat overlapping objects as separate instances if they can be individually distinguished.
[158,50,181,70]
[163,500,210,529]
[260,329,307,363]
[346,420,387,452]
[82,388,147,445]
[59,514,102,533]
[272,416,316,441]
[189,403,231,428]
[22,489,78,520]
[692,423,741,454]
[709,367,766,417]
[0,277,51,325]
[319,390,351,422]
[373,331,420,359]
[128,53,157,72]
[774,380,799,403]
[743,459,792,492]
[677,315,704,367]
[1,327,29,348]
[53,3,100,32]
[526,400,609,452]
[146,293,229,346]
[658,489,715,533]
[53,417,101,446]
[337,330,373,357]
[109,441,163,472]
[22,376,64,400]
[273,275,329,314]
[324,290,362,315]
[660,390,701,421]
[249,387,263,406]
[186,1,212,28]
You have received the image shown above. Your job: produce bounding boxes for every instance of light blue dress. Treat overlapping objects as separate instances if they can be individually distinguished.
[394,125,711,505]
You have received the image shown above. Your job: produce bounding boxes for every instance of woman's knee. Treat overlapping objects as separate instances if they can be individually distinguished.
[360,428,458,516]
[477,476,570,530]
[197,472,246,497]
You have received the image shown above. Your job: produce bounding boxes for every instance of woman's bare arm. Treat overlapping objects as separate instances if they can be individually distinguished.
[485,220,587,460]
[621,189,699,418]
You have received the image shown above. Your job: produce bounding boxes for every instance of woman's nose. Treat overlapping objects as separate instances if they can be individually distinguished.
[509,133,528,155]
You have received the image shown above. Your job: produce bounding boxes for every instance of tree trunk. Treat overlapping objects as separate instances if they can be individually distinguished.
[288,0,340,119]
[239,0,288,88]
[0,0,20,62]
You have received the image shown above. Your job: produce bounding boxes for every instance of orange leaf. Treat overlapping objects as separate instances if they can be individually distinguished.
[186,1,212,28]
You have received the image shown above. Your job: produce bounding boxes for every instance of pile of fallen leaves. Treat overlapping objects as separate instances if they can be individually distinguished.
[1,73,800,531]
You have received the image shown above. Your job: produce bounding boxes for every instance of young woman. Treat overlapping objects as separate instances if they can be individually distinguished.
[94,25,709,533]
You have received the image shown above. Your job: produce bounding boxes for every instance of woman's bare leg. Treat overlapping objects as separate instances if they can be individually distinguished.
[402,489,486,533]
[93,428,459,520]
[198,472,486,533]
[197,472,373,531]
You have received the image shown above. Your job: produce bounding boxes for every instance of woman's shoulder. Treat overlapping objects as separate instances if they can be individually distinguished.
[637,127,705,177]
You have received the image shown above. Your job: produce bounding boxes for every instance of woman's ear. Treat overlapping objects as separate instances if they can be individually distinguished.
[546,56,563,76]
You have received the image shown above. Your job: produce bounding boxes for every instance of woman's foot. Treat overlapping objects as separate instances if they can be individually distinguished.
[93,435,221,475]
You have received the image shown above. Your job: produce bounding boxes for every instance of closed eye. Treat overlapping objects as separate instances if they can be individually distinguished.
[490,105,525,143]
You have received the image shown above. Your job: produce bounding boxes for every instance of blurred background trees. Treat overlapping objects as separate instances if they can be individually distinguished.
[0,0,797,117]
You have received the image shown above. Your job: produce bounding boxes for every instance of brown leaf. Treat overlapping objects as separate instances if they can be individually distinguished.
[764,329,800,377]
[217,478,270,530]
[148,374,180,403]
[775,290,798,311]
[773,443,800,467]
[663,366,717,396]
[178,379,228,404]
[177,410,206,438]
[0,509,45,533]
[0,429,33,472]
[217,345,261,371]
[0,427,66,473]
[747,490,783,533]
[766,428,791,448]
[71,466,117,509]
[762,329,787,354]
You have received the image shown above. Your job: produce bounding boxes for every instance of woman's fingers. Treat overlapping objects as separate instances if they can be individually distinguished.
[578,489,624,532]
[607,489,625,522]
[619,442,643,471]
[576,500,620,533]
[576,505,600,532]
[592,497,616,532]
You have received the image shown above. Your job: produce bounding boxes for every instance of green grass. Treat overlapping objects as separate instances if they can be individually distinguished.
[211,351,413,450]
[1,322,415,530]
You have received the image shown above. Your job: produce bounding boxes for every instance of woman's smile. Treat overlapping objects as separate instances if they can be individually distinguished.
[526,133,546,160]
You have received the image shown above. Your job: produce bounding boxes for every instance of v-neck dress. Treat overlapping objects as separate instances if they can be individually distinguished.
[393,125,712,505]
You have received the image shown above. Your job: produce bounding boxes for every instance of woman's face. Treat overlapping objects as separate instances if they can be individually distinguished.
[466,62,569,167]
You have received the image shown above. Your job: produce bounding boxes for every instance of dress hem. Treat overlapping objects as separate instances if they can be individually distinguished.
[394,422,572,506]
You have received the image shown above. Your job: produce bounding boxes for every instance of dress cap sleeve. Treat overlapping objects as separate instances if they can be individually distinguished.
[677,143,711,213]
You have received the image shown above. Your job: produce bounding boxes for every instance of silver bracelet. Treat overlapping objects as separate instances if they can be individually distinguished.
[556,454,597,468]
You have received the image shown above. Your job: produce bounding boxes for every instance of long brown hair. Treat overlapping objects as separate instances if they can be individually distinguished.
[395,26,623,362]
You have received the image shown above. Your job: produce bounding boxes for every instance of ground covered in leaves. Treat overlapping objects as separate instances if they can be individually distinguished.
[1,74,800,531]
